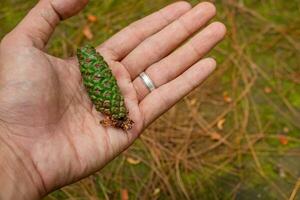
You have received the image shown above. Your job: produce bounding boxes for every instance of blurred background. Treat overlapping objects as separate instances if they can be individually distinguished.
[1,0,300,199]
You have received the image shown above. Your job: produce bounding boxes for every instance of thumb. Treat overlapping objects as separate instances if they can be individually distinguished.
[8,0,89,49]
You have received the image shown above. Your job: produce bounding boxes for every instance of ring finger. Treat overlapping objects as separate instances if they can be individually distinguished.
[133,22,226,101]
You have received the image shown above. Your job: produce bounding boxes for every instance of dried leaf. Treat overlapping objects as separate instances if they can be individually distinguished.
[278,134,288,145]
[210,132,222,141]
[283,127,289,133]
[223,91,232,103]
[278,166,286,178]
[126,157,141,165]
[153,188,161,196]
[217,118,226,130]
[121,189,129,200]
[87,14,97,23]
[82,25,93,40]
[264,86,272,94]
[190,98,197,106]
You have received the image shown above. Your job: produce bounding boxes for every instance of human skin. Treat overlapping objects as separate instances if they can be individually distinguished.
[0,0,226,199]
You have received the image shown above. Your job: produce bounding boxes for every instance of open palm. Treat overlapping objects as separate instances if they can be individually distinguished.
[0,0,225,198]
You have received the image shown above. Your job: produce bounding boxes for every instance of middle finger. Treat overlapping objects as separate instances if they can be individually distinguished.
[121,2,216,79]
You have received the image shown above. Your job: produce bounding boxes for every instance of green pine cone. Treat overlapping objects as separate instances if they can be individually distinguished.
[77,44,133,130]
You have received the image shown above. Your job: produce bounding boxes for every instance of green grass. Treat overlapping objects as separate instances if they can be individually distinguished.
[1,0,300,199]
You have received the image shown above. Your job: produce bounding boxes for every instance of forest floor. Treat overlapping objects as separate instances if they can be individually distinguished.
[1,0,300,199]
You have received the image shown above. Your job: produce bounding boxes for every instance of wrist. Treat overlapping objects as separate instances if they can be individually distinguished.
[0,128,45,200]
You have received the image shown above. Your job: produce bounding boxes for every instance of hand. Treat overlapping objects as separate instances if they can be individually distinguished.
[0,0,226,199]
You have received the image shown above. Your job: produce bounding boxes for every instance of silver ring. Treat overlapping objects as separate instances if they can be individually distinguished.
[139,72,156,92]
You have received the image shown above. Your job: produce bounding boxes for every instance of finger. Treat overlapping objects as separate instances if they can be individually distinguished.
[122,2,216,79]
[6,0,89,49]
[133,22,226,101]
[98,1,191,60]
[140,58,216,126]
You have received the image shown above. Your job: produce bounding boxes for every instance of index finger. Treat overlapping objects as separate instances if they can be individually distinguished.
[98,1,191,60]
